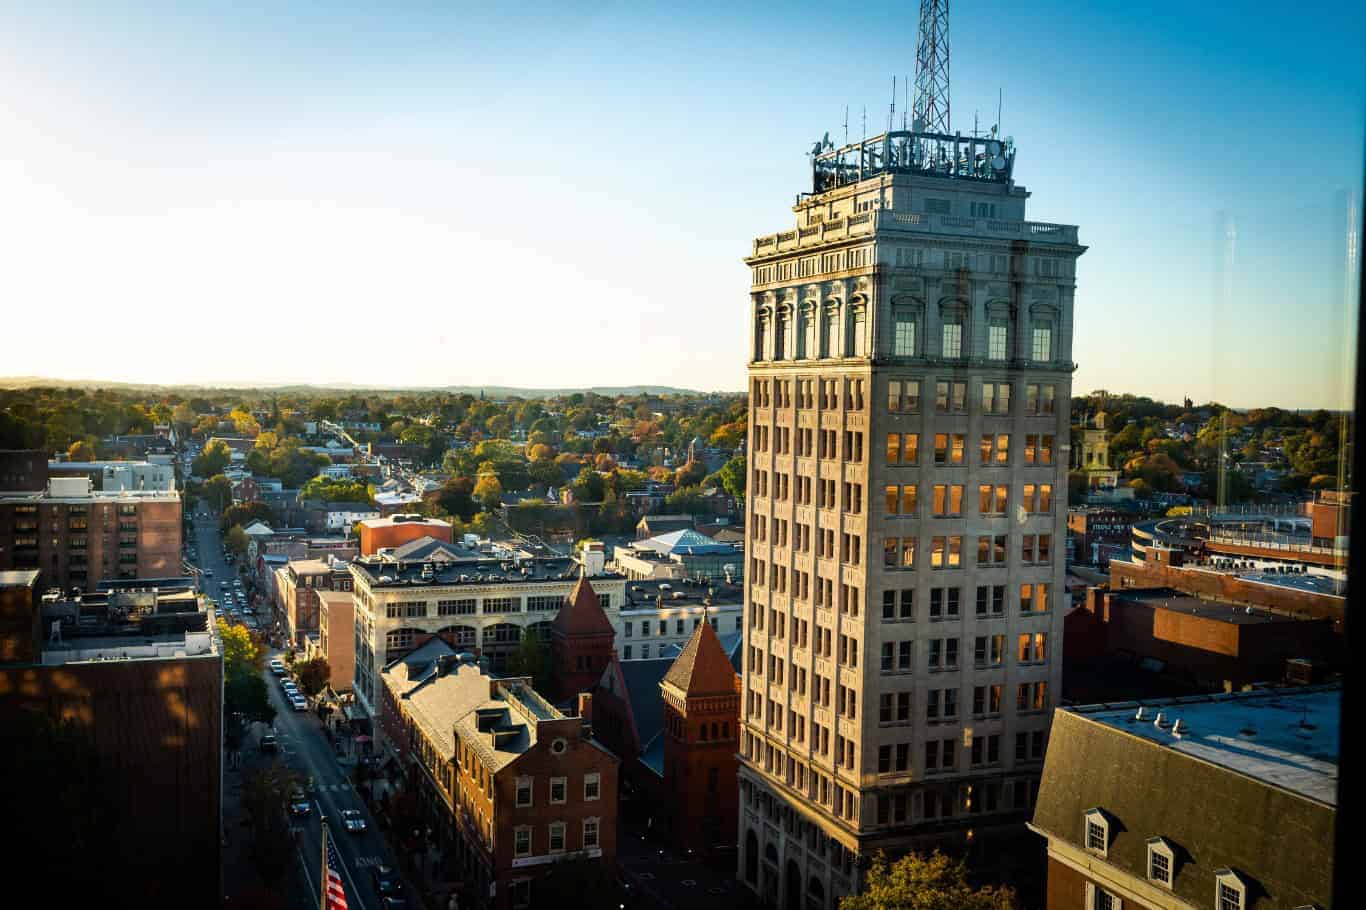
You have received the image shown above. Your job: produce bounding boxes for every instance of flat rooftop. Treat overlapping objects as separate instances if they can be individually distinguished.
[621,578,743,609]
[1071,685,1340,805]
[0,569,40,587]
[1115,589,1306,625]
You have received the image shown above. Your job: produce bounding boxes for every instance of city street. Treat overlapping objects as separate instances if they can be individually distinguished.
[196,502,407,910]
[263,659,395,910]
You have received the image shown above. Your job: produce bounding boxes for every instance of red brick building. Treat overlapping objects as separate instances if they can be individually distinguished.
[1065,585,1338,701]
[382,647,619,909]
[0,475,182,593]
[550,575,616,702]
[660,619,741,852]
[357,513,453,556]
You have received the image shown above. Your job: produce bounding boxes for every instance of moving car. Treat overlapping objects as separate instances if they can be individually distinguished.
[260,733,277,753]
[289,788,311,817]
[340,809,367,833]
[269,660,286,675]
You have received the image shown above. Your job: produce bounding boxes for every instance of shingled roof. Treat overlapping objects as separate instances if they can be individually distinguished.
[662,618,738,697]
[552,573,615,637]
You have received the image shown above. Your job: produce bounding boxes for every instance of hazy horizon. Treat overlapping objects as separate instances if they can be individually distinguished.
[1,1,1361,409]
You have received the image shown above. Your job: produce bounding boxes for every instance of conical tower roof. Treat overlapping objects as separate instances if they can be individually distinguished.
[663,617,738,697]
[552,572,615,637]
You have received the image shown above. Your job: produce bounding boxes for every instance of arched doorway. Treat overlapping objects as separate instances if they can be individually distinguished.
[744,830,759,886]
[807,876,825,910]
[762,843,780,907]
[786,860,802,910]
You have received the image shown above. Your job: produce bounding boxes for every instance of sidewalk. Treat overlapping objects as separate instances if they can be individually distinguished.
[222,743,316,908]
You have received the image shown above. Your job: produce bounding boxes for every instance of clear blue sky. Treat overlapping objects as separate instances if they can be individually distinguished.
[1,1,1361,407]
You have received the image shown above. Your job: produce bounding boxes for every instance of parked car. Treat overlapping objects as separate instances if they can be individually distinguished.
[371,866,403,898]
[260,733,278,753]
[290,695,308,712]
[340,809,367,833]
[269,660,286,675]
[289,788,311,817]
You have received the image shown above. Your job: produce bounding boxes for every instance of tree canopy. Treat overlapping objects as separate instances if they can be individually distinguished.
[840,851,1016,910]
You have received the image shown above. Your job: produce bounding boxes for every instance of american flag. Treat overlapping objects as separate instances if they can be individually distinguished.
[323,825,349,910]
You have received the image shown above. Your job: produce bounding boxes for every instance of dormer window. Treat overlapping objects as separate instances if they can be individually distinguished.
[1146,838,1174,889]
[1083,808,1109,857]
[1215,870,1247,910]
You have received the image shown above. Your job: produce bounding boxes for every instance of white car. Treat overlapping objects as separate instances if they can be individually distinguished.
[290,695,308,711]
[269,660,286,675]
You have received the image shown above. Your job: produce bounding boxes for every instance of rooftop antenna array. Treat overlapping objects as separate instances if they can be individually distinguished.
[912,0,951,136]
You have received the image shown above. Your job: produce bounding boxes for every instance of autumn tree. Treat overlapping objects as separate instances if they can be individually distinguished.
[840,851,1016,910]
[192,439,232,477]
[67,438,97,461]
[224,524,249,558]
[674,458,707,488]
[474,469,503,510]
[203,474,234,512]
[295,657,331,696]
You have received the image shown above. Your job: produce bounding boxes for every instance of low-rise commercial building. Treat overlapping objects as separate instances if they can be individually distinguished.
[1030,686,1337,910]
[348,536,627,724]
[279,556,352,647]
[612,528,744,584]
[358,513,454,556]
[1064,586,1339,702]
[317,589,355,692]
[381,644,619,910]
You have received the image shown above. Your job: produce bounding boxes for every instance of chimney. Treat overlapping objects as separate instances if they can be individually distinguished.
[577,692,593,724]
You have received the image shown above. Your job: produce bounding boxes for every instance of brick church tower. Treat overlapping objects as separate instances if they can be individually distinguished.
[550,573,616,703]
[661,618,741,852]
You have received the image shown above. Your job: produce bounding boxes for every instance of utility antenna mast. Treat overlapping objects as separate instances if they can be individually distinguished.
[912,0,950,134]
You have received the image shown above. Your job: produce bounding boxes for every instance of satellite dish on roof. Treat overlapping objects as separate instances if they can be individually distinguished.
[991,155,1007,170]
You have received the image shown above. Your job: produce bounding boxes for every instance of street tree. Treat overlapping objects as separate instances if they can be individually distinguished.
[192,439,232,477]
[203,474,234,512]
[295,657,331,696]
[840,851,1016,910]
[224,524,249,558]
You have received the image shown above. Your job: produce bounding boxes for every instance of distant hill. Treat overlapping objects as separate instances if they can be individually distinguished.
[0,377,720,397]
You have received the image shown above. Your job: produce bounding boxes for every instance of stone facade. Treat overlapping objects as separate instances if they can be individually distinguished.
[737,153,1083,906]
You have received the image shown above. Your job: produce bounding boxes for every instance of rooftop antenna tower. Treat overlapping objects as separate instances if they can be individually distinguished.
[912,0,951,135]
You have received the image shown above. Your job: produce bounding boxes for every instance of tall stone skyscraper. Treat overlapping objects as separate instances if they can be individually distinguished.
[736,127,1084,906]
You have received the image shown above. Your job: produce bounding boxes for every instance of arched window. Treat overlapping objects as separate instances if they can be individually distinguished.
[755,309,770,362]
[384,627,428,660]
[775,306,790,360]
[524,620,554,643]
[436,625,477,650]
